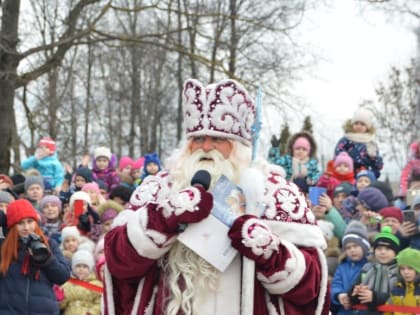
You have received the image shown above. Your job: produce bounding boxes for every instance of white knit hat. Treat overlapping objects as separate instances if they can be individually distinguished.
[61,226,81,242]
[351,108,374,129]
[72,249,94,272]
[69,191,92,210]
[94,146,112,160]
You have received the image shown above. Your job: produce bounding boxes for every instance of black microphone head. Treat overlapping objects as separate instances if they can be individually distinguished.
[191,170,211,191]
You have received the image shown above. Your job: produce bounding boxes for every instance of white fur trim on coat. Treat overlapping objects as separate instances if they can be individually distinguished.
[127,209,176,259]
[265,220,327,250]
[256,239,305,294]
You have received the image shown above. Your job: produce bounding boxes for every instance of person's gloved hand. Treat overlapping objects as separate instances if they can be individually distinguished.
[229,215,280,264]
[146,185,213,234]
[77,213,91,232]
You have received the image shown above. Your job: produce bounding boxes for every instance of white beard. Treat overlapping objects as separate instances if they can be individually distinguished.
[169,149,239,192]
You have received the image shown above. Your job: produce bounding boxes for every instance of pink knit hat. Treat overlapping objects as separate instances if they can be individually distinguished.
[334,152,354,172]
[119,156,134,171]
[293,137,311,151]
[132,157,145,171]
[81,182,100,195]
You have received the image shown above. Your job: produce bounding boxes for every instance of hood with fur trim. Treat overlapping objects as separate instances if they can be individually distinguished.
[286,131,318,158]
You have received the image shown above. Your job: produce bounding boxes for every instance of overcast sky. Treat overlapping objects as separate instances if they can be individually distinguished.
[262,1,418,181]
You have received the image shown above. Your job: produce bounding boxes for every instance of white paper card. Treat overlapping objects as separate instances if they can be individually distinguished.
[177,214,238,272]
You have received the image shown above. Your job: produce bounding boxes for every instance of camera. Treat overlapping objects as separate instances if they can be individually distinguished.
[27,233,50,263]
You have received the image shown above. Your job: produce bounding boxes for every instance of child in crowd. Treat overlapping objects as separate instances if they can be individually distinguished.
[139,152,162,183]
[335,107,383,179]
[21,136,64,193]
[331,221,370,315]
[268,131,321,188]
[118,156,135,188]
[81,182,106,210]
[399,141,420,198]
[386,247,420,313]
[350,226,400,315]
[91,146,120,191]
[24,175,45,210]
[108,185,133,206]
[132,157,144,186]
[96,200,123,237]
[378,207,402,235]
[355,169,376,193]
[59,249,102,315]
[72,167,93,192]
[60,226,81,261]
[39,195,63,242]
[317,151,355,199]
[354,187,388,236]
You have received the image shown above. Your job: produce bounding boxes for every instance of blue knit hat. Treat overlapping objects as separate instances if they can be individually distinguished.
[356,170,376,184]
[142,153,162,178]
[342,221,370,255]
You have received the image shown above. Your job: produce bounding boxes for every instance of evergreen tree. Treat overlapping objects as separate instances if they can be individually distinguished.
[279,123,291,155]
[301,116,313,134]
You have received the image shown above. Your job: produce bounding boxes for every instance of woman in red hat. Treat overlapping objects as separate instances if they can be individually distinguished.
[0,199,70,314]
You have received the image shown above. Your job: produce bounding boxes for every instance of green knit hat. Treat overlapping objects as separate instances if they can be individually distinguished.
[373,226,400,253]
[397,248,420,273]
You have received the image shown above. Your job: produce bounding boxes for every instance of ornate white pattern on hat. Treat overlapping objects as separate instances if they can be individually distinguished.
[183,79,255,144]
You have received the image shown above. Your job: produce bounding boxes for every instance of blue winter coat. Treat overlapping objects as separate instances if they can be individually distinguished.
[0,237,71,315]
[21,153,64,189]
[331,256,368,315]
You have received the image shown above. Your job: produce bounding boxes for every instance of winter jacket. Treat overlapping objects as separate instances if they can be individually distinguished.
[0,237,71,315]
[21,153,65,189]
[335,136,383,179]
[269,153,321,184]
[350,260,399,315]
[331,257,369,315]
[385,277,420,315]
[60,273,102,315]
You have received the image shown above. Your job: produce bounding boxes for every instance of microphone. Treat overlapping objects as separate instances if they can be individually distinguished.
[177,170,212,233]
[190,170,211,191]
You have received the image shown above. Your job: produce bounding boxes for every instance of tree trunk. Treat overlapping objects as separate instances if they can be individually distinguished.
[228,0,237,77]
[0,0,20,174]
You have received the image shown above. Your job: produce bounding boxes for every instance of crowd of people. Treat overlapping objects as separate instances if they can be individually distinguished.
[0,77,419,314]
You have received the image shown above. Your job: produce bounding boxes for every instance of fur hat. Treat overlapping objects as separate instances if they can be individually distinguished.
[39,195,62,212]
[0,191,13,204]
[69,191,92,209]
[379,207,403,224]
[374,226,400,253]
[356,170,376,184]
[97,199,123,222]
[397,248,420,273]
[334,152,354,172]
[94,146,112,160]
[334,182,354,197]
[352,108,374,129]
[38,136,56,154]
[358,187,388,212]
[24,175,44,192]
[75,167,93,183]
[6,199,39,228]
[119,156,134,171]
[61,226,81,242]
[72,249,95,272]
[183,79,255,144]
[342,221,370,255]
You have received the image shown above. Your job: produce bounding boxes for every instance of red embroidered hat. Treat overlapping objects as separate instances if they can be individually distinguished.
[182,79,255,145]
[7,199,39,228]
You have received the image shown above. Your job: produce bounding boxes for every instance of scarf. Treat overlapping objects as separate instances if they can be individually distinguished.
[344,132,375,144]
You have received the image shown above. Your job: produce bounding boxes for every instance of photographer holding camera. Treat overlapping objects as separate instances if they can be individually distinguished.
[0,199,70,314]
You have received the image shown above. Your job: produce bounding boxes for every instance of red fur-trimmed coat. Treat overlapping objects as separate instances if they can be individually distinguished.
[103,163,330,315]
